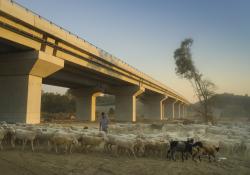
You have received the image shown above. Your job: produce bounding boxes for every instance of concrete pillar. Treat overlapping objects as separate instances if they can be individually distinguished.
[71,88,102,121]
[181,104,185,119]
[113,86,144,122]
[0,51,64,123]
[183,105,187,118]
[160,97,168,120]
[142,94,167,121]
[0,75,42,123]
[161,96,168,120]
[178,103,183,119]
[163,98,174,120]
[178,103,185,119]
[173,100,179,119]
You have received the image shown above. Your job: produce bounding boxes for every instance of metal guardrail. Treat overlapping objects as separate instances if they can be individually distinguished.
[9,0,188,102]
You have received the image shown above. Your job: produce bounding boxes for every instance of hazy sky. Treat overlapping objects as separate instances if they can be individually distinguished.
[15,0,250,102]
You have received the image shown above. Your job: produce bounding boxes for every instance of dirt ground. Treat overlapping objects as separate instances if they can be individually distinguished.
[0,149,250,175]
[1,121,250,175]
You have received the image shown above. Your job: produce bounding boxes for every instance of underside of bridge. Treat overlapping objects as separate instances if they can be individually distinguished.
[0,38,187,123]
[0,8,188,123]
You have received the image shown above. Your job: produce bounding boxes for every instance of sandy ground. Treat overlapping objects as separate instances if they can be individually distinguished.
[0,149,250,175]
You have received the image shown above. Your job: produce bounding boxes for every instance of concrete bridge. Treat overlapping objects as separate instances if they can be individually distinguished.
[0,0,189,124]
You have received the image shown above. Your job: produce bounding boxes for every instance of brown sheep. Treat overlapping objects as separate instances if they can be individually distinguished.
[192,143,219,162]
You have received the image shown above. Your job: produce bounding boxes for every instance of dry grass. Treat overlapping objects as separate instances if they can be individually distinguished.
[0,149,249,175]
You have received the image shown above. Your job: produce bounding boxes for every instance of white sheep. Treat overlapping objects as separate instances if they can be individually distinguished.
[114,137,137,158]
[133,137,145,156]
[143,139,169,157]
[0,127,7,150]
[79,134,104,152]
[11,128,38,152]
[35,128,58,149]
[103,134,118,152]
[49,132,78,153]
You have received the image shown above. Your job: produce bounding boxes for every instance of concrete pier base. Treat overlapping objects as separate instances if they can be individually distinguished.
[183,105,186,118]
[179,103,184,119]
[141,94,167,120]
[0,75,42,123]
[71,88,102,121]
[0,51,64,123]
[173,100,179,120]
[163,98,176,120]
[113,86,144,122]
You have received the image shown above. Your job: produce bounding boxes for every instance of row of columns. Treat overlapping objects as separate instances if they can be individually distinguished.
[162,99,186,120]
[71,86,145,122]
[0,51,187,124]
[71,87,187,122]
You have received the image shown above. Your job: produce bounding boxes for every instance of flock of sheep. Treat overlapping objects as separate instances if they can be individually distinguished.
[0,121,250,162]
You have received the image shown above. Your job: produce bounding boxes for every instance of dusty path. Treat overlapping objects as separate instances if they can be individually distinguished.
[0,150,249,175]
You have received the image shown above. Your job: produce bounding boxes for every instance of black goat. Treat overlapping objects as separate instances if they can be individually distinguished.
[166,138,194,161]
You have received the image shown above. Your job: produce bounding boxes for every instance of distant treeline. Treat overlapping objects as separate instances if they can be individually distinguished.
[192,93,250,118]
[41,92,115,114]
[41,92,75,113]
[209,93,250,118]
[210,93,250,109]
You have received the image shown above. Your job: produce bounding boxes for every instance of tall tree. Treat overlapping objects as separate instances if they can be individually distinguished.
[174,38,216,123]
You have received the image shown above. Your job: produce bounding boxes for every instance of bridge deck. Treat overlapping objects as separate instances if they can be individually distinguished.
[0,0,189,104]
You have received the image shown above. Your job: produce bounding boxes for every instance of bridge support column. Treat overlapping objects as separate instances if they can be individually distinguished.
[180,103,184,119]
[113,86,144,122]
[162,98,167,120]
[71,88,102,121]
[163,98,176,120]
[183,105,187,118]
[141,94,167,121]
[0,51,64,124]
[173,100,179,119]
[178,103,182,119]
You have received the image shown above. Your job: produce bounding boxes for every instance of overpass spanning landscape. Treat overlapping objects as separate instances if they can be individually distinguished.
[0,0,189,124]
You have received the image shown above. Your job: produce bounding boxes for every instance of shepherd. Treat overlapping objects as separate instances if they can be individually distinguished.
[99,112,109,133]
